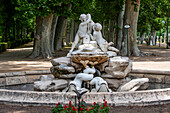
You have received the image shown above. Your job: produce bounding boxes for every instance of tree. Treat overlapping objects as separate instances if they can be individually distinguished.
[16,0,72,58]
[121,0,141,56]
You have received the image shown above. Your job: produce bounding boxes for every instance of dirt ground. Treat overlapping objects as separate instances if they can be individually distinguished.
[0,103,170,113]
[0,42,170,113]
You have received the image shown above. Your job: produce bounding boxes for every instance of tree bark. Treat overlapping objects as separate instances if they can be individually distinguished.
[54,16,68,51]
[70,20,74,42]
[121,0,130,56]
[121,0,140,56]
[13,21,15,40]
[116,4,125,50]
[50,15,58,53]
[65,19,70,45]
[130,0,140,56]
[30,14,53,58]
[2,22,7,42]
[140,32,145,44]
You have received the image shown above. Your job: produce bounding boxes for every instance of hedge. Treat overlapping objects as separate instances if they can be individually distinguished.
[0,38,33,53]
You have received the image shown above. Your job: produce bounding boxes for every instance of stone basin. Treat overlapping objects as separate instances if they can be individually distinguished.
[0,70,170,106]
[71,52,109,67]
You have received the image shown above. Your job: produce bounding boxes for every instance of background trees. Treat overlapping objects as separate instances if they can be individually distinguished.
[0,0,169,58]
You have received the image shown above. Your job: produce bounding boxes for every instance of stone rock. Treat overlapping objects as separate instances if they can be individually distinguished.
[138,83,149,90]
[34,79,68,91]
[105,78,125,91]
[40,75,54,81]
[51,57,71,66]
[50,64,75,78]
[104,57,132,78]
[108,56,129,67]
[71,61,84,72]
[117,78,149,92]
[95,61,109,72]
[57,74,77,79]
[107,51,117,57]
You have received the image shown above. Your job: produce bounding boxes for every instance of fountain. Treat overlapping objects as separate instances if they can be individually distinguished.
[0,14,170,106]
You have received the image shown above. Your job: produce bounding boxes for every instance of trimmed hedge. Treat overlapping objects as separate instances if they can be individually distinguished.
[0,38,33,53]
[0,43,7,53]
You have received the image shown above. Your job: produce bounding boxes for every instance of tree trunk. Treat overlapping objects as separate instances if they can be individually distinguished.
[70,20,74,42]
[65,19,70,45]
[102,21,105,38]
[54,16,68,51]
[20,27,23,39]
[30,14,53,58]
[16,23,20,39]
[116,4,125,50]
[54,3,72,51]
[121,0,140,56]
[50,14,58,53]
[140,32,145,44]
[2,22,7,42]
[13,21,15,40]
[121,0,130,56]
[130,0,140,56]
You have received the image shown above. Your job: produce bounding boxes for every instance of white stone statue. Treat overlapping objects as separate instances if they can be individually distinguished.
[69,66,95,91]
[91,23,119,57]
[67,14,94,57]
[90,77,112,92]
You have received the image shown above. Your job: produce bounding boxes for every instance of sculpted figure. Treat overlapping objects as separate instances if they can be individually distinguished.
[67,14,94,57]
[90,77,111,92]
[92,23,108,52]
[69,66,95,91]
[92,23,119,54]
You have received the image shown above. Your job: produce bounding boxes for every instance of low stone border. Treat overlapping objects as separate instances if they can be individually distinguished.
[0,88,170,106]
[0,69,170,106]
[130,69,170,84]
[0,70,51,86]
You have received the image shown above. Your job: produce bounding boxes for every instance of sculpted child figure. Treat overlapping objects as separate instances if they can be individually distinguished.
[92,23,119,53]
[67,14,94,57]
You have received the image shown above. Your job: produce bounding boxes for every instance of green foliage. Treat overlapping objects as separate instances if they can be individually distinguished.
[138,0,169,34]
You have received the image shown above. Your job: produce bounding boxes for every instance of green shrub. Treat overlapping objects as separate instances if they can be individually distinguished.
[0,43,7,53]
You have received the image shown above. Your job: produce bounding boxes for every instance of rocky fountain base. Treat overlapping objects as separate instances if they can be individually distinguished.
[33,55,147,93]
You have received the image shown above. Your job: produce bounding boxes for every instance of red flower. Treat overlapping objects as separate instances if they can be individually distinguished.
[91,107,94,110]
[87,108,89,111]
[69,101,72,108]
[103,99,105,101]
[72,106,77,111]
[93,102,96,106]
[80,108,83,111]
[56,104,58,107]
[82,105,84,107]
[104,101,107,107]
[58,102,60,105]
[81,99,83,101]
[64,104,68,110]
[101,107,103,109]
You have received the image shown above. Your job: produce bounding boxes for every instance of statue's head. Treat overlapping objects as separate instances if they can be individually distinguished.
[94,23,102,31]
[79,14,86,22]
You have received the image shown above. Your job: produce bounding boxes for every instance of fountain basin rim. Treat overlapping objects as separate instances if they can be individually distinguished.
[0,88,170,106]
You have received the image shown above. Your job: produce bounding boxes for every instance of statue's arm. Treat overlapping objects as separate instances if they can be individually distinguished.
[81,14,91,25]
[90,34,94,41]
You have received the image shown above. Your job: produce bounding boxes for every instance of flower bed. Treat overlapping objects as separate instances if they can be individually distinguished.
[52,99,109,113]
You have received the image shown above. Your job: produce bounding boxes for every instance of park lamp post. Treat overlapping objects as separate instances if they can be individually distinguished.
[124,24,130,56]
